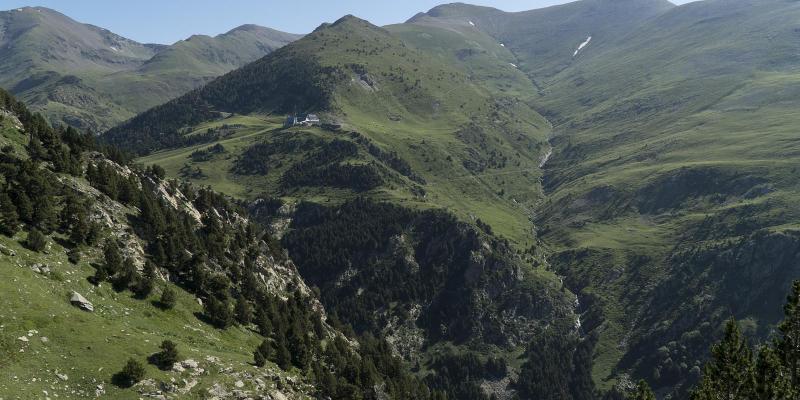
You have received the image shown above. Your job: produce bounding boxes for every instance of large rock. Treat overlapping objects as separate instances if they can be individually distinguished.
[70,292,94,312]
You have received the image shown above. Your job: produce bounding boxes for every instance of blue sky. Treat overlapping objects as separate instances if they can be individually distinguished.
[4,0,696,44]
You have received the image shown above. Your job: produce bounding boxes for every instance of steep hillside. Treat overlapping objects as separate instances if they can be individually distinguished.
[0,88,445,399]
[100,0,800,397]
[409,0,800,396]
[107,15,590,400]
[0,6,300,132]
[108,15,551,245]
[408,0,675,80]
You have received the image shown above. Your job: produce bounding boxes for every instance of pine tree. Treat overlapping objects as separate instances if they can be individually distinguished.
[12,191,33,223]
[0,192,20,236]
[629,380,656,400]
[690,318,755,400]
[32,195,57,233]
[68,210,91,246]
[159,287,177,310]
[204,296,233,329]
[754,345,793,399]
[113,257,137,291]
[152,340,180,370]
[235,297,253,325]
[134,261,156,298]
[257,308,274,337]
[61,194,91,245]
[254,340,271,367]
[104,240,123,275]
[92,264,108,285]
[254,349,267,368]
[777,280,800,388]
[287,322,311,369]
[273,333,291,371]
[24,228,47,252]
[118,358,145,387]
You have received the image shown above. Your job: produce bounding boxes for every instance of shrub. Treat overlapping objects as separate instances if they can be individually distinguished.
[159,287,177,310]
[117,358,145,387]
[24,228,47,252]
[151,340,179,369]
[254,340,271,367]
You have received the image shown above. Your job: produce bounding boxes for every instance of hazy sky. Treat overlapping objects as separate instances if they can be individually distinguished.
[4,0,697,44]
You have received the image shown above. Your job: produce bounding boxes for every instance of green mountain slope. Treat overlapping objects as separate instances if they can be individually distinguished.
[0,6,300,132]
[108,15,552,245]
[415,0,800,395]
[98,0,800,397]
[106,15,588,399]
[408,0,675,80]
[1,87,446,399]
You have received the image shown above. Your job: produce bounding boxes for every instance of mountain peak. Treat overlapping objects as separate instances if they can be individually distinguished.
[331,14,371,28]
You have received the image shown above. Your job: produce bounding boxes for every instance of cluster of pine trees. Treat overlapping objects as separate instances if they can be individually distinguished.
[348,131,426,184]
[423,350,508,400]
[0,89,98,250]
[281,139,383,191]
[689,280,800,399]
[2,88,444,399]
[102,49,339,155]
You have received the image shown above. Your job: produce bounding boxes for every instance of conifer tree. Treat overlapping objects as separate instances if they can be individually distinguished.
[777,280,800,388]
[0,192,19,236]
[754,345,792,399]
[32,195,57,233]
[204,296,233,329]
[257,308,274,337]
[104,240,123,275]
[113,257,137,291]
[690,319,755,400]
[118,358,145,387]
[134,261,156,298]
[159,287,177,310]
[152,340,180,369]
[12,191,33,223]
[273,333,292,371]
[629,380,656,400]
[254,340,271,367]
[93,264,108,285]
[235,297,253,325]
[288,323,311,369]
[24,228,47,252]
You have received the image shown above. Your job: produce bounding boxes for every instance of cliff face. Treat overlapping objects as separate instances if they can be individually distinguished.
[281,199,577,359]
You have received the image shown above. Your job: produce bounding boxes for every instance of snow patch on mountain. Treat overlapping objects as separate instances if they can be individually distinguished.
[573,36,592,57]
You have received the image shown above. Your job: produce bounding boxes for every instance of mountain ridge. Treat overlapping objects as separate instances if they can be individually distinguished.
[0,6,300,132]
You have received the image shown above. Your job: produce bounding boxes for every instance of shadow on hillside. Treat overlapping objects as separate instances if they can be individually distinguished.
[110,372,135,389]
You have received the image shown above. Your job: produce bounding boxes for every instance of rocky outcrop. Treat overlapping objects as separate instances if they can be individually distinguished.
[70,291,94,312]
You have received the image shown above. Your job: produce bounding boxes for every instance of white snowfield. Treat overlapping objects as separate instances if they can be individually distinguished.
[509,63,518,68]
[500,43,505,47]
[573,36,592,57]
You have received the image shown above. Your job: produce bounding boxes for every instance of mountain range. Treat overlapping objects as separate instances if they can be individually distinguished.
[0,6,300,131]
[3,0,800,399]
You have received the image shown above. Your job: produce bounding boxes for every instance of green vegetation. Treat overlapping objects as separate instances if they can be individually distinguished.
[688,281,800,399]
[0,7,300,132]
[8,0,800,398]
[0,87,447,399]
[412,0,800,395]
[150,340,180,370]
[106,15,583,399]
